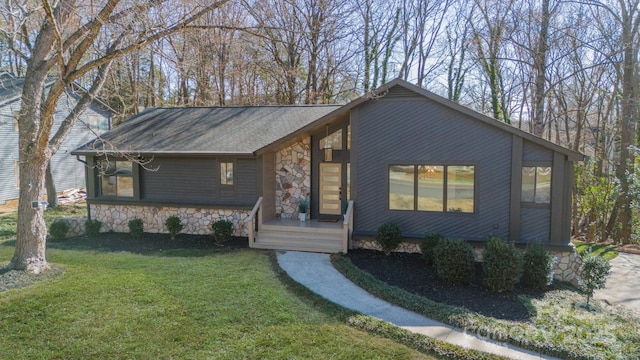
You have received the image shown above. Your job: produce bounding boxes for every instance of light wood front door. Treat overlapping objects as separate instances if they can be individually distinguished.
[319,163,342,215]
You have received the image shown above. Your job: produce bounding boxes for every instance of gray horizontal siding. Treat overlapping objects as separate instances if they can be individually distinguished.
[141,158,216,203]
[353,92,512,241]
[523,140,553,162]
[237,159,257,202]
[520,207,550,242]
[137,156,258,204]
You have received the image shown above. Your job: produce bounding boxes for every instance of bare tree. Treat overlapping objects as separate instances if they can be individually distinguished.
[3,0,229,273]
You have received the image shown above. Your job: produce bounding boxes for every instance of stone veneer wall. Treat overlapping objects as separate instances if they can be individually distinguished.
[353,239,583,287]
[90,204,250,237]
[275,137,312,219]
[53,217,87,238]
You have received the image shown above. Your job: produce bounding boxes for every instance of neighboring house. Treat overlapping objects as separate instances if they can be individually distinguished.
[0,72,111,204]
[72,79,585,265]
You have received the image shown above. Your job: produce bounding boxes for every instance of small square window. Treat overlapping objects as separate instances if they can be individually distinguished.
[221,162,234,185]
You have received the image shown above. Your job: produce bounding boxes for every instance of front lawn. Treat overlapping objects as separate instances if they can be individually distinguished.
[572,241,619,260]
[0,242,434,359]
[0,204,86,241]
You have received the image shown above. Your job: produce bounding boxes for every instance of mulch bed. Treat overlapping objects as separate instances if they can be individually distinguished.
[347,249,547,321]
[48,232,249,254]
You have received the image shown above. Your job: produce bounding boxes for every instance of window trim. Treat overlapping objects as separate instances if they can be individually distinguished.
[388,163,477,214]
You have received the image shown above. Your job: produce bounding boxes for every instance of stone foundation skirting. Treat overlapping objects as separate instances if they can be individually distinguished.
[52,217,87,238]
[90,204,250,237]
[352,239,582,287]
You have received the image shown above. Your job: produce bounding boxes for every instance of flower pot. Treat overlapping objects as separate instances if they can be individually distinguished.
[299,213,307,222]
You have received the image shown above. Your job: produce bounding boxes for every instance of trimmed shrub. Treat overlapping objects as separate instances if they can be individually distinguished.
[421,233,443,266]
[211,219,233,244]
[165,216,184,240]
[433,238,475,285]
[375,222,403,256]
[85,219,102,237]
[521,242,553,290]
[49,220,69,240]
[128,218,144,238]
[581,254,611,306]
[483,236,523,292]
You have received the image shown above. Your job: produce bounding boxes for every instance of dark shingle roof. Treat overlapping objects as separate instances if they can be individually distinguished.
[73,105,341,155]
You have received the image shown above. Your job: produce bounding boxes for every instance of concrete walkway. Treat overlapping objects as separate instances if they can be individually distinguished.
[595,252,640,314]
[277,251,558,360]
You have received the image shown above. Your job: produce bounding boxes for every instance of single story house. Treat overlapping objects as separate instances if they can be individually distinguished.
[72,79,585,281]
[0,72,111,205]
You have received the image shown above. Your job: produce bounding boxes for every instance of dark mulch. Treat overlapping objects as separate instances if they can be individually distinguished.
[47,232,249,255]
[347,249,546,321]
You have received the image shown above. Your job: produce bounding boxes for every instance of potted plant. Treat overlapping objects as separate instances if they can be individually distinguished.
[298,200,308,222]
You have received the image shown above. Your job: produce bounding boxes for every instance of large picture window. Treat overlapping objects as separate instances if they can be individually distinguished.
[100,161,133,197]
[389,164,475,213]
[522,166,551,203]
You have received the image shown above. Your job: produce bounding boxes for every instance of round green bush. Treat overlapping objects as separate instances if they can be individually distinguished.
[49,220,69,241]
[581,254,611,306]
[521,242,553,290]
[375,222,402,256]
[165,216,184,240]
[85,219,102,237]
[482,236,523,292]
[128,218,144,238]
[433,238,475,285]
[211,219,233,243]
[421,233,443,266]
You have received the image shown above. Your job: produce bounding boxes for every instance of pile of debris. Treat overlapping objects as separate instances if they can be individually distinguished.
[58,188,87,205]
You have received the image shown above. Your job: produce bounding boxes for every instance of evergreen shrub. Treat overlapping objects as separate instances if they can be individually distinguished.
[433,238,475,285]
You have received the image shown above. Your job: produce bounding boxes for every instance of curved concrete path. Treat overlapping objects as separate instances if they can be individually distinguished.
[595,252,640,314]
[277,251,558,360]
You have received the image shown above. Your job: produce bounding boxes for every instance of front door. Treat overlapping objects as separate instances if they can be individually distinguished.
[319,163,342,216]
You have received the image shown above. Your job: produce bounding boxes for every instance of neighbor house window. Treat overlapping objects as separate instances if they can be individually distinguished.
[87,114,108,130]
[13,111,19,131]
[389,164,475,213]
[14,160,19,188]
[100,161,133,197]
[522,166,551,203]
[220,161,234,185]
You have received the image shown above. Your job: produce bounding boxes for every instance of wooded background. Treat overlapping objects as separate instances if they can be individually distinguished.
[2,0,638,246]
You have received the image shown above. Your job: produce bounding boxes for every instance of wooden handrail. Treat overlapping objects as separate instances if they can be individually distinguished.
[247,197,263,247]
[342,200,354,253]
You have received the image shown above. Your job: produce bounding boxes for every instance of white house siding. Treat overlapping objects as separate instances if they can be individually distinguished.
[0,92,109,204]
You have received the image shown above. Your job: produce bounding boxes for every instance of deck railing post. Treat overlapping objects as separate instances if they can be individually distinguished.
[248,197,263,248]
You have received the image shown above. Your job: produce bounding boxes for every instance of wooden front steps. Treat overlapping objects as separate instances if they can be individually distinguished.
[253,219,344,253]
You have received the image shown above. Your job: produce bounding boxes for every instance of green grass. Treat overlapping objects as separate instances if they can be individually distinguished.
[0,246,436,359]
[331,254,640,360]
[572,241,618,260]
[0,204,86,241]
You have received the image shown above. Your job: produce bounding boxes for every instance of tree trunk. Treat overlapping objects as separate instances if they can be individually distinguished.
[45,161,58,208]
[10,152,50,273]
